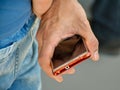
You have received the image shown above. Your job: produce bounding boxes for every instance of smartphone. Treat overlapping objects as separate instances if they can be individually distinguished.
[51,35,91,76]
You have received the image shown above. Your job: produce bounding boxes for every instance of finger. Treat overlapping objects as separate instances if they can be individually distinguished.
[77,20,99,61]
[54,68,75,82]
[38,37,65,82]
[54,75,63,83]
[39,57,64,82]
[62,68,76,75]
[84,33,99,61]
[92,50,99,61]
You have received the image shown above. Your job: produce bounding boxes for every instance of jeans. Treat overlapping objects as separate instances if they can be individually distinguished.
[91,0,120,48]
[0,17,41,90]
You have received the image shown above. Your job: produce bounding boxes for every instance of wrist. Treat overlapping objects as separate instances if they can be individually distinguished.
[48,0,80,15]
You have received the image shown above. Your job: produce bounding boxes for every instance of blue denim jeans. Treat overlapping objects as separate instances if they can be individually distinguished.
[0,18,41,90]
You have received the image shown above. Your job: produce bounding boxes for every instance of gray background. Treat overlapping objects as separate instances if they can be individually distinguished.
[41,0,120,90]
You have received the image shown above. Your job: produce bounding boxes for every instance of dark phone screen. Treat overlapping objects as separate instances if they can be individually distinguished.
[52,35,87,69]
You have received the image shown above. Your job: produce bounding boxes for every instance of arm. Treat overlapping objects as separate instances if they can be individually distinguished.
[32,0,53,19]
[37,0,99,82]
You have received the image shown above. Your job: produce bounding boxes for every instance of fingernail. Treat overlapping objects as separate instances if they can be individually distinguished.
[93,51,99,61]
[69,68,75,74]
[55,76,63,83]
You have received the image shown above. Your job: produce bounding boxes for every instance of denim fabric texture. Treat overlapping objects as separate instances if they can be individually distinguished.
[0,17,41,90]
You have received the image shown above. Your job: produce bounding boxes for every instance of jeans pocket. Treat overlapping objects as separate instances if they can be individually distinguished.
[0,42,16,63]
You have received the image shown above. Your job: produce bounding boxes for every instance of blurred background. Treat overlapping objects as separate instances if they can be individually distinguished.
[42,0,120,90]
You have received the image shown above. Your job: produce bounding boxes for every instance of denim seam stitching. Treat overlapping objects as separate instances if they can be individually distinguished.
[14,47,19,78]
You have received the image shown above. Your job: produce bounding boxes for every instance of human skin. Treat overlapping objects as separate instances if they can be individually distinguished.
[32,0,53,19]
[33,0,99,82]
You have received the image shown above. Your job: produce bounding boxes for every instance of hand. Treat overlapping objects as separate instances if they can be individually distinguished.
[32,0,53,19]
[37,0,99,82]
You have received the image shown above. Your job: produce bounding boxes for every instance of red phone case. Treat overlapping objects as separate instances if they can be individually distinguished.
[51,35,91,76]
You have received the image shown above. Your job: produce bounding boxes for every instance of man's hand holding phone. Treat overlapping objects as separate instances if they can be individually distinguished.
[51,35,91,76]
[37,0,99,82]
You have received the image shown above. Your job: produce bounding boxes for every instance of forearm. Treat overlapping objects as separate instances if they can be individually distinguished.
[49,0,78,12]
[32,0,81,19]
[41,0,87,25]
[32,0,53,19]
